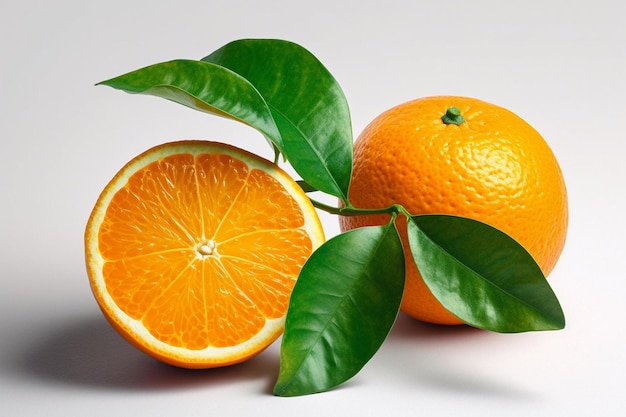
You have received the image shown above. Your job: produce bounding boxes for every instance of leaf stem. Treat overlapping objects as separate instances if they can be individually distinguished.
[308,197,410,218]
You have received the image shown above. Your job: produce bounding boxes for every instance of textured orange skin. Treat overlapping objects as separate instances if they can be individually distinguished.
[339,96,568,325]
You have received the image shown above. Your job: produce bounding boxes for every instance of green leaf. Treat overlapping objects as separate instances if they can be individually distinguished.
[407,215,565,333]
[295,180,318,193]
[274,223,405,397]
[202,39,353,202]
[97,59,283,151]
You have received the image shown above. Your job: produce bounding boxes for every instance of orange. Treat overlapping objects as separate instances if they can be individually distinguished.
[85,140,324,368]
[339,96,568,325]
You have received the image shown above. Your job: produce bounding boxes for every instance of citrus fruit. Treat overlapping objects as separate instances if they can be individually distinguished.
[85,140,325,368]
[339,96,568,325]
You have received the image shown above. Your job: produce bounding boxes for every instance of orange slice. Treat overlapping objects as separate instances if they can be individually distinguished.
[85,140,325,368]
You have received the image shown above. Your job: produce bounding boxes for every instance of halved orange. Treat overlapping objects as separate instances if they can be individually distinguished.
[85,140,325,368]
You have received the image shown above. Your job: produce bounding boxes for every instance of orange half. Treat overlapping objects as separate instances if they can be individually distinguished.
[85,140,325,368]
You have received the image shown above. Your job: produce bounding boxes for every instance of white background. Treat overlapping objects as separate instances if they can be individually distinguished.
[2,0,624,415]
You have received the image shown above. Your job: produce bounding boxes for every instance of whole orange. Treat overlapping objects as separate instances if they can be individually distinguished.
[339,96,568,325]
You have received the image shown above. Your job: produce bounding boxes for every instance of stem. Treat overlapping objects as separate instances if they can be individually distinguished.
[273,146,280,165]
[441,106,465,125]
[309,197,409,218]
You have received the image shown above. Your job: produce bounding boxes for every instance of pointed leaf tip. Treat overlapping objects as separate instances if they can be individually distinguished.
[407,215,565,333]
[274,223,405,396]
[97,59,283,152]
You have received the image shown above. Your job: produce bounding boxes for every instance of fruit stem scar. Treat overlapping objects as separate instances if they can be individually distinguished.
[441,107,466,125]
[197,240,217,256]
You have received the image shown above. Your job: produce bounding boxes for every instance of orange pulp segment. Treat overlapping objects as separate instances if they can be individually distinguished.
[85,140,325,368]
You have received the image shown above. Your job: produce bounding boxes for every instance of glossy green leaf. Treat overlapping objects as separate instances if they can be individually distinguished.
[97,59,283,151]
[274,223,405,397]
[203,39,353,201]
[407,215,565,332]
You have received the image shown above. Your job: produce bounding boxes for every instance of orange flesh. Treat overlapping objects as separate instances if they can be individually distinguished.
[97,152,313,349]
